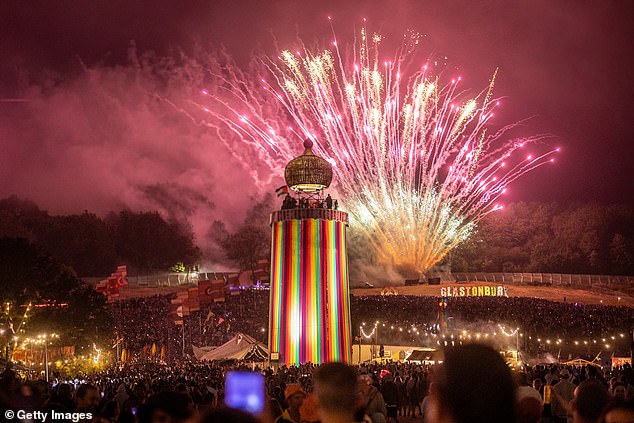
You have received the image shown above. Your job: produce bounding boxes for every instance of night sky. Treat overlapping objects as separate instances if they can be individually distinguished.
[1,0,633,228]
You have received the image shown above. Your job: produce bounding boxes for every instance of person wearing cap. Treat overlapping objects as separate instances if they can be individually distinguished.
[552,368,576,423]
[380,373,399,423]
[276,384,306,423]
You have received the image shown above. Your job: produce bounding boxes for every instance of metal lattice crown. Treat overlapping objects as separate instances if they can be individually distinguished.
[284,139,333,193]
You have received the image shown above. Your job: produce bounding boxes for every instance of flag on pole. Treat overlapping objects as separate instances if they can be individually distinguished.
[112,335,124,349]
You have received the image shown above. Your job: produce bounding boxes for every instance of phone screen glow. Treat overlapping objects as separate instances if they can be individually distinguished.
[225,371,265,414]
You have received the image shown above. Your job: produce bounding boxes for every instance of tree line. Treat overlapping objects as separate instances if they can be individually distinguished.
[1,196,633,279]
[0,196,200,276]
[449,202,634,275]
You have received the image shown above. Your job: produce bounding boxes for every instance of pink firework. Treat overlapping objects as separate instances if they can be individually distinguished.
[192,27,557,274]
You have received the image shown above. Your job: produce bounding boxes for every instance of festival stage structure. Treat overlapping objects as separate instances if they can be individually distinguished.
[268,140,352,365]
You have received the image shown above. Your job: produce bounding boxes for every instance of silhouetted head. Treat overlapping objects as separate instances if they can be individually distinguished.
[573,380,609,423]
[428,343,516,423]
[314,362,358,420]
[201,407,259,423]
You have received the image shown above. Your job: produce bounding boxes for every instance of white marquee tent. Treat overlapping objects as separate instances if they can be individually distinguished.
[194,333,268,362]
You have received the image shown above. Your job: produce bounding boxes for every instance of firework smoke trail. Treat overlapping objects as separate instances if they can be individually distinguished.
[193,26,557,276]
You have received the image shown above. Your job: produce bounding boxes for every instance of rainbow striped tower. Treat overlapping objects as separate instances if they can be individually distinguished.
[268,140,352,365]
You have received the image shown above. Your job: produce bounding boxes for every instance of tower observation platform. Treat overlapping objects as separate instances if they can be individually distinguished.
[270,208,348,225]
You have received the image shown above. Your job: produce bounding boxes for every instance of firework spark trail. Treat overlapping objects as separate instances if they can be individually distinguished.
[192,27,557,275]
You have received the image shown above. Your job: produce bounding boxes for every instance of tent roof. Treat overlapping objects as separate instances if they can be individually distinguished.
[192,345,216,360]
[407,349,442,362]
[198,333,268,362]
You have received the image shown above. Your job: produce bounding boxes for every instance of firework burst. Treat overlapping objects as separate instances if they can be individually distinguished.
[193,26,557,276]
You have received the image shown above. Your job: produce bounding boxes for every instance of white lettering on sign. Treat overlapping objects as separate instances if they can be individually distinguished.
[440,285,508,297]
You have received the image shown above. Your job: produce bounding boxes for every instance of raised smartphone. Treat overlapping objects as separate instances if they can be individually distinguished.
[225,371,265,415]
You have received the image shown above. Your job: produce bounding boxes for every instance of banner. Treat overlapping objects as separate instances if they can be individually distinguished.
[612,357,632,368]
[188,287,200,312]
[198,279,225,303]
[176,290,190,316]
[440,285,509,298]
[95,265,128,300]
[169,298,184,324]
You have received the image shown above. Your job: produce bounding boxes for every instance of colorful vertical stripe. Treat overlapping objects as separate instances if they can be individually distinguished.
[268,214,351,365]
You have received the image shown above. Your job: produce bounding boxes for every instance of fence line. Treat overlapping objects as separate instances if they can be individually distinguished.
[449,272,634,294]
[124,271,634,295]
[126,272,232,288]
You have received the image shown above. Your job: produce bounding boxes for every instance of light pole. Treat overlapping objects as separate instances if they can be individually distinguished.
[516,331,520,363]
[376,321,381,362]
[37,333,58,383]
[44,339,48,382]
[358,326,362,364]
[182,323,186,357]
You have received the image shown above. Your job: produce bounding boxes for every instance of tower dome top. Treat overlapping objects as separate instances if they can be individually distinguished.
[284,139,333,193]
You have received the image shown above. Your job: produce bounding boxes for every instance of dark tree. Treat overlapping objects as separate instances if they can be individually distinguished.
[217,195,272,278]
[221,224,269,275]
[0,209,33,240]
[36,212,118,276]
[0,237,112,354]
[0,197,117,276]
[610,233,632,274]
[109,210,200,273]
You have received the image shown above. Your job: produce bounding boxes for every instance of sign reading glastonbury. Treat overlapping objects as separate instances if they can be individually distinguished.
[440,285,509,298]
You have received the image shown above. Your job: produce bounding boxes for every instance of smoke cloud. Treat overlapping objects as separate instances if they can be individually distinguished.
[0,46,282,257]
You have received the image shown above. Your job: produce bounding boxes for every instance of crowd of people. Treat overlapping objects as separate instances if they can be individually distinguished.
[280,194,338,211]
[4,284,634,422]
[109,291,634,361]
[2,345,634,423]
[350,295,634,353]
[110,291,271,360]
[111,296,175,353]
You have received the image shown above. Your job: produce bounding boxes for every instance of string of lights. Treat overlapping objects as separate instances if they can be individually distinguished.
[356,320,629,349]
[93,343,102,364]
[360,322,378,339]
[2,301,34,352]
[498,324,519,336]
